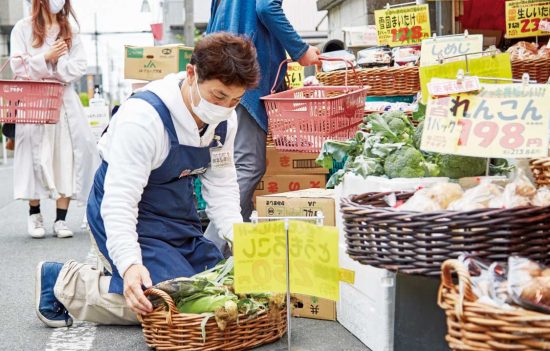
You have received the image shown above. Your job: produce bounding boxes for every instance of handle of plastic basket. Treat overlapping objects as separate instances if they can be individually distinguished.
[143,288,178,325]
[270,57,362,94]
[318,57,362,91]
[1,55,31,80]
[438,259,477,319]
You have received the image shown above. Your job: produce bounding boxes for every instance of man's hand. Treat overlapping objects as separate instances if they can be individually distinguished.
[298,46,321,67]
[123,264,153,315]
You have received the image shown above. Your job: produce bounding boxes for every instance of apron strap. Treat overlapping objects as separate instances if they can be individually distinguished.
[213,121,228,145]
[130,91,179,145]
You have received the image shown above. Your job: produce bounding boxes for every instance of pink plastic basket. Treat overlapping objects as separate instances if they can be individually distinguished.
[262,58,368,153]
[0,57,64,124]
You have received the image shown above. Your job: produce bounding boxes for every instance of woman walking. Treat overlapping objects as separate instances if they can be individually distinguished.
[10,0,99,238]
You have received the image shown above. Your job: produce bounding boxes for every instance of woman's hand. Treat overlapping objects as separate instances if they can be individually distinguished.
[123,264,154,315]
[44,39,68,64]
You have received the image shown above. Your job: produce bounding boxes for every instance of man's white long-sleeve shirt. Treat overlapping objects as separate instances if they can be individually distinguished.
[97,73,242,278]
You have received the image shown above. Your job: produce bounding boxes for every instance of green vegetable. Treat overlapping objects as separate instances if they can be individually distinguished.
[177,294,237,314]
[384,146,437,178]
[490,158,515,175]
[413,120,424,149]
[437,154,488,179]
[346,155,384,178]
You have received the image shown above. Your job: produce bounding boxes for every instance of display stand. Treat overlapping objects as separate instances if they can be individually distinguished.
[249,211,324,351]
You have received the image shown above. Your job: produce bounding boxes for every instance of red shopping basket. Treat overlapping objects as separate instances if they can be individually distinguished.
[0,57,64,124]
[262,58,368,153]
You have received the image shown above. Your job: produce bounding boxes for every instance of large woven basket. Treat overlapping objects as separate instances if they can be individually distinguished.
[512,57,550,83]
[139,288,287,351]
[316,66,420,96]
[438,259,550,350]
[530,157,550,188]
[341,192,550,276]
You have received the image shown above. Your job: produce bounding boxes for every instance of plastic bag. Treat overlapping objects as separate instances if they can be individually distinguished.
[532,186,550,207]
[320,51,357,72]
[507,256,550,313]
[397,182,463,211]
[488,169,535,208]
[448,181,503,211]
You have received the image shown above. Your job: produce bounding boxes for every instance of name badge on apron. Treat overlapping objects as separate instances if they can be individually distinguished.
[210,136,233,169]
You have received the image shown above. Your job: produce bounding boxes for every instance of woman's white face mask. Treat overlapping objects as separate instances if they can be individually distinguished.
[48,0,66,14]
[189,68,236,125]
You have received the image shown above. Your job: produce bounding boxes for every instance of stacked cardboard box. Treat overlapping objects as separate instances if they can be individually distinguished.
[124,44,193,81]
[254,147,327,198]
[256,188,336,321]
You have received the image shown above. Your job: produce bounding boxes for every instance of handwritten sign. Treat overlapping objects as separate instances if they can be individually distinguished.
[421,84,550,158]
[84,105,109,142]
[419,53,513,103]
[375,4,431,47]
[420,34,483,67]
[233,221,339,301]
[428,77,481,96]
[286,62,304,89]
[506,0,550,38]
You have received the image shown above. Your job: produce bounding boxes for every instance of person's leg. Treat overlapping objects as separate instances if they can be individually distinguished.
[54,197,73,238]
[233,105,267,222]
[44,260,139,325]
[28,199,45,238]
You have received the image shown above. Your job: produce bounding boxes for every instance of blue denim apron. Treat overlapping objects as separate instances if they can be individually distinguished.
[87,91,224,294]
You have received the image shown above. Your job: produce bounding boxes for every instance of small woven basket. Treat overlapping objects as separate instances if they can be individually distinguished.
[316,66,420,96]
[438,259,550,351]
[530,157,550,188]
[511,57,550,83]
[341,192,550,276]
[139,288,287,351]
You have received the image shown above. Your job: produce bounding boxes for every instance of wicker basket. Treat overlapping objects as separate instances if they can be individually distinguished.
[511,57,550,84]
[316,66,420,96]
[438,259,550,350]
[530,157,550,188]
[341,192,550,276]
[139,288,287,351]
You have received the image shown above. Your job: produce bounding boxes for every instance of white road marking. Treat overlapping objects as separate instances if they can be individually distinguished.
[45,322,97,351]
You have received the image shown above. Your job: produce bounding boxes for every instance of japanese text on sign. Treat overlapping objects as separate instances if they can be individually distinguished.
[286,62,304,89]
[505,0,550,38]
[233,221,339,301]
[420,84,550,158]
[428,77,481,96]
[375,4,431,47]
[420,34,483,67]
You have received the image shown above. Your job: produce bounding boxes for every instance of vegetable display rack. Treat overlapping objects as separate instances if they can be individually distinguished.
[0,57,63,124]
[438,260,550,351]
[139,288,287,351]
[340,192,550,276]
[262,58,369,153]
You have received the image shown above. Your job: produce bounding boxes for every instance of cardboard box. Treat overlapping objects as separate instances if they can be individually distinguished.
[124,44,193,81]
[254,175,326,198]
[256,188,335,226]
[265,147,328,175]
[292,293,336,321]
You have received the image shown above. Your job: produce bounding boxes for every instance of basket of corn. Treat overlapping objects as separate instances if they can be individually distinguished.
[138,258,287,351]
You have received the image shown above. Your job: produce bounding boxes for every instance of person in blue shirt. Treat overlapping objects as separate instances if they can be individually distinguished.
[206,0,321,228]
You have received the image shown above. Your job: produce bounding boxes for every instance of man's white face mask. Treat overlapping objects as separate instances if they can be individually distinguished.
[48,0,66,14]
[189,67,236,125]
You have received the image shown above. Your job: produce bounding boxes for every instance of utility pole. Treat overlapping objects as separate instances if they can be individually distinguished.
[184,0,194,46]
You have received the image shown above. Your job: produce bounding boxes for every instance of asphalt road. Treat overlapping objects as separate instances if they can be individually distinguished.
[0,161,369,351]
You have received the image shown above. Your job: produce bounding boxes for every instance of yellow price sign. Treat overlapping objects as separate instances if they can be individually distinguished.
[420,84,550,158]
[286,62,304,89]
[374,4,431,47]
[419,53,513,104]
[233,221,339,301]
[505,0,550,38]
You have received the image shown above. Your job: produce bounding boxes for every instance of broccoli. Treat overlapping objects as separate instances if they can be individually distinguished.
[384,146,431,178]
[382,111,413,136]
[413,120,424,149]
[437,154,488,179]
